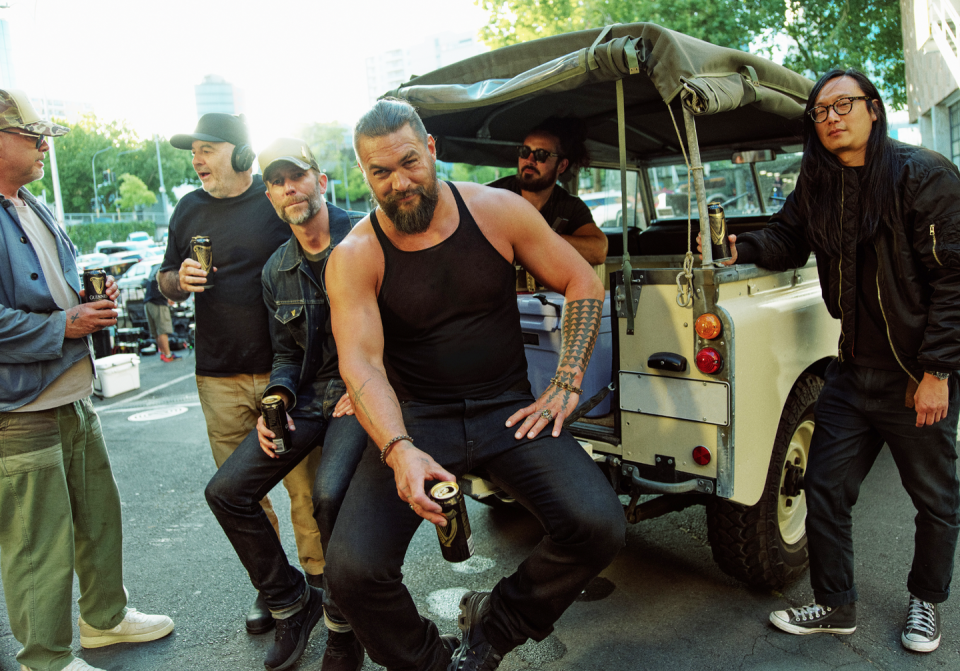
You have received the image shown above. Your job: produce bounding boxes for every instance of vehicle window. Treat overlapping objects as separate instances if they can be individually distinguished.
[577,168,644,233]
[756,152,802,211]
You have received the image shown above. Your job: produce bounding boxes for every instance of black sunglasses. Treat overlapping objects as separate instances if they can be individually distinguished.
[518,145,561,163]
[2,129,46,149]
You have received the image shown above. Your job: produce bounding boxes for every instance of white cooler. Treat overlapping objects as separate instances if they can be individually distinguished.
[93,353,141,398]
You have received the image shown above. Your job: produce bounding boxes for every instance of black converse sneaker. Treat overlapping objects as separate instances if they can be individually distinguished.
[901,595,941,653]
[769,602,857,635]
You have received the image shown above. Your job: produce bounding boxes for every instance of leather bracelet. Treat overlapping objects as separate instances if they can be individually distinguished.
[550,376,583,395]
[380,434,413,466]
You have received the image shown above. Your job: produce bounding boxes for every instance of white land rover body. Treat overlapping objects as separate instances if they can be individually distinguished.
[388,23,839,588]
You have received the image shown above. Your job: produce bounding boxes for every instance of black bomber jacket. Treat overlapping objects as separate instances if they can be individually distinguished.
[736,141,960,382]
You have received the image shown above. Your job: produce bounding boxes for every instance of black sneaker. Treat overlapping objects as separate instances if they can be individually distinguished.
[448,591,503,671]
[769,602,857,635]
[902,595,941,653]
[321,628,364,671]
[264,586,325,671]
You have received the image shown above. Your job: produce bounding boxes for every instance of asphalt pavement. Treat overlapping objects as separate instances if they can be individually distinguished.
[2,352,960,670]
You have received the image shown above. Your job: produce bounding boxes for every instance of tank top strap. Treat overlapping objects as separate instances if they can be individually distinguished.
[445,181,474,230]
[369,209,391,248]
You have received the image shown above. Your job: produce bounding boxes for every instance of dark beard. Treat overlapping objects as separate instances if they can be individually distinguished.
[517,165,559,192]
[380,179,440,235]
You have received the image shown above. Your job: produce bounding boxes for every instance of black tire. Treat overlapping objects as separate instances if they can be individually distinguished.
[705,372,824,589]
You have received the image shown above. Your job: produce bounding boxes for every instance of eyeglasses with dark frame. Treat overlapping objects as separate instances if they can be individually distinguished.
[807,96,872,124]
[2,129,46,149]
[518,145,561,163]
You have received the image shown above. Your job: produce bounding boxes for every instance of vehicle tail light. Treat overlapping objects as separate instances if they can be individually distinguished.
[692,445,711,466]
[696,347,723,374]
[695,313,722,340]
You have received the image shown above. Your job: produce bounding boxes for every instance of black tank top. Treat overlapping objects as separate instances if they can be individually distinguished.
[371,182,529,402]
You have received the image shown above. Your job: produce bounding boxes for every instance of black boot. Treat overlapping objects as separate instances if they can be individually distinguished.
[321,628,365,671]
[264,586,325,671]
[246,592,274,635]
[448,592,504,671]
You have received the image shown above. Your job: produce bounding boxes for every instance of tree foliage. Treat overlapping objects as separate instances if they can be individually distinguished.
[475,0,905,108]
[299,121,371,210]
[116,173,157,211]
[27,115,199,214]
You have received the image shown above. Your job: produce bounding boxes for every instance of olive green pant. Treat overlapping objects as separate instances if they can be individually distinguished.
[195,373,325,575]
[0,397,127,671]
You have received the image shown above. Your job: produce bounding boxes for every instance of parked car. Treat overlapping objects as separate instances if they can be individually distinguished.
[127,231,153,244]
[389,22,834,590]
[117,255,165,296]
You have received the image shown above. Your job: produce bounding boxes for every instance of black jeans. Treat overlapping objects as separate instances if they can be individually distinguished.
[806,360,960,607]
[205,379,368,620]
[325,390,626,671]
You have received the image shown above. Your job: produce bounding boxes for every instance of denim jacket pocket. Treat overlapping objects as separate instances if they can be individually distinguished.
[275,303,308,349]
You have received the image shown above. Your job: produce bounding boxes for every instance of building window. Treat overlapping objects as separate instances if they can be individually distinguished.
[951,101,960,170]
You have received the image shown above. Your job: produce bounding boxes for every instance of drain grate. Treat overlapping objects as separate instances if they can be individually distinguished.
[128,406,189,422]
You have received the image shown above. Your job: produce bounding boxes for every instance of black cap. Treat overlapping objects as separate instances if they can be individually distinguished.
[170,113,249,150]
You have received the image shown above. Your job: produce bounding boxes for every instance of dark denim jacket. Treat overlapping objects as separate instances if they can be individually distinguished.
[0,190,94,411]
[260,204,364,416]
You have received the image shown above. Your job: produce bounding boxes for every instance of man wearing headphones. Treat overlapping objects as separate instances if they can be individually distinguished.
[158,114,326,635]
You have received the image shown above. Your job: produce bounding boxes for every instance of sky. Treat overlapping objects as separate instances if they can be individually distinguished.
[1,0,490,146]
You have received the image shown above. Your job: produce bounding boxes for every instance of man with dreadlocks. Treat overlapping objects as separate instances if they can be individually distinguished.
[701,68,960,653]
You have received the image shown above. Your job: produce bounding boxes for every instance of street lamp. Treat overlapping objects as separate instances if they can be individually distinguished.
[91,146,114,216]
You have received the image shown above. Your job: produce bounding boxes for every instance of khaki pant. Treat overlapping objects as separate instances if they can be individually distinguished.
[196,373,325,575]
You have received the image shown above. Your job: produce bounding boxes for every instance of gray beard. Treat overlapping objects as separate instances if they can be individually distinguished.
[380,179,440,235]
[278,189,324,226]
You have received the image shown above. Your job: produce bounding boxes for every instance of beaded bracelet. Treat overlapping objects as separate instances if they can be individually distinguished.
[380,434,414,466]
[550,376,583,395]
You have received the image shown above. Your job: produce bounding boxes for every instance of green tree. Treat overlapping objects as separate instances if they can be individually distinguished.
[300,121,371,209]
[475,0,905,108]
[116,173,157,211]
[27,115,199,214]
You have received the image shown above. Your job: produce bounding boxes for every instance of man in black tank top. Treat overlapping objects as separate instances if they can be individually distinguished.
[324,99,625,671]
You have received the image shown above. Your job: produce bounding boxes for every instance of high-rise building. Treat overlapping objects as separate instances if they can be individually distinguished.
[366,31,486,104]
[0,19,16,89]
[195,74,244,117]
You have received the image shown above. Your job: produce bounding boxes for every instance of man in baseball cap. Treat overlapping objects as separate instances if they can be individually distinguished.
[0,88,173,671]
[158,118,328,637]
[206,137,368,671]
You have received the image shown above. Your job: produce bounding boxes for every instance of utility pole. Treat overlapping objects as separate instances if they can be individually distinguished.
[154,135,170,222]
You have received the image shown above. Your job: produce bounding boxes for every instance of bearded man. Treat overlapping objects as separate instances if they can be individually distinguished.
[205,138,368,671]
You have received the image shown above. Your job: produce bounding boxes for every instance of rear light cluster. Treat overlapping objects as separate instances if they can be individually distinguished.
[694,313,724,374]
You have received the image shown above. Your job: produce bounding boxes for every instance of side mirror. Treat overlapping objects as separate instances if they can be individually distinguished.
[732,149,776,164]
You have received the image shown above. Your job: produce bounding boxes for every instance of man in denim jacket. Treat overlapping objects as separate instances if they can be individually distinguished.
[205,138,368,671]
[0,89,172,671]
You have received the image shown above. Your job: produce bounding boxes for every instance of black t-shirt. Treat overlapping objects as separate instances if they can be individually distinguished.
[489,175,594,235]
[144,266,166,306]
[160,176,289,377]
[301,245,339,384]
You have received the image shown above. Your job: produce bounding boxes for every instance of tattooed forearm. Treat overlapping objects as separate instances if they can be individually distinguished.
[346,377,375,423]
[558,298,602,372]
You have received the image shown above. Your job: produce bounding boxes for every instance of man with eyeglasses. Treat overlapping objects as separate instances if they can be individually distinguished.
[698,69,960,653]
[490,117,608,265]
[0,88,174,671]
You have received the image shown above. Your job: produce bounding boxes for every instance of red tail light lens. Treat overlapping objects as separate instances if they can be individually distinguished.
[692,445,711,466]
[695,347,723,374]
[695,313,722,340]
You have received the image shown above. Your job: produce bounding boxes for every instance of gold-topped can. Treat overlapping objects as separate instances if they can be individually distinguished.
[190,235,214,288]
[261,395,290,455]
[707,202,731,262]
[429,481,474,562]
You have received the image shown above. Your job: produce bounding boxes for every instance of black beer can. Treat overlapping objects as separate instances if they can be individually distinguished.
[262,395,291,455]
[190,235,214,288]
[82,269,109,302]
[429,481,474,563]
[707,202,732,262]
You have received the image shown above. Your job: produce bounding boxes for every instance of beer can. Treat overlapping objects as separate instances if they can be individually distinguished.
[429,481,474,563]
[82,269,109,303]
[261,395,291,455]
[190,235,214,288]
[707,202,732,262]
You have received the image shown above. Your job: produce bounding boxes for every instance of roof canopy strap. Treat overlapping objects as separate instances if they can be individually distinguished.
[587,24,619,71]
[616,77,637,335]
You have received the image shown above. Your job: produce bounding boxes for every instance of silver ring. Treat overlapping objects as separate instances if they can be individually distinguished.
[540,408,553,421]
[409,503,416,510]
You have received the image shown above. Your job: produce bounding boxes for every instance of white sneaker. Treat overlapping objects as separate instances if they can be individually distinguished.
[21,659,107,671]
[78,607,174,648]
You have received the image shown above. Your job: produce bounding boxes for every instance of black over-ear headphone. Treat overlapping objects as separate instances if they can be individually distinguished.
[231,144,255,172]
[230,114,255,172]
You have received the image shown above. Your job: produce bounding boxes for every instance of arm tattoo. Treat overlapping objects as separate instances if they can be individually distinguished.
[558,298,602,373]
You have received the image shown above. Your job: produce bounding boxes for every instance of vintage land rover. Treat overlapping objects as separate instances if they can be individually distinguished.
[386,23,839,590]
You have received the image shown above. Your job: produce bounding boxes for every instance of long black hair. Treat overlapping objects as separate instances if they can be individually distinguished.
[797,69,902,256]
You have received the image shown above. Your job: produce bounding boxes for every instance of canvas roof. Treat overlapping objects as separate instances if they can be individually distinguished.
[386,23,814,167]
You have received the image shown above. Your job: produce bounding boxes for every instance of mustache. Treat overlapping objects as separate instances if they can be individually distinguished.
[386,186,429,204]
[282,196,309,208]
